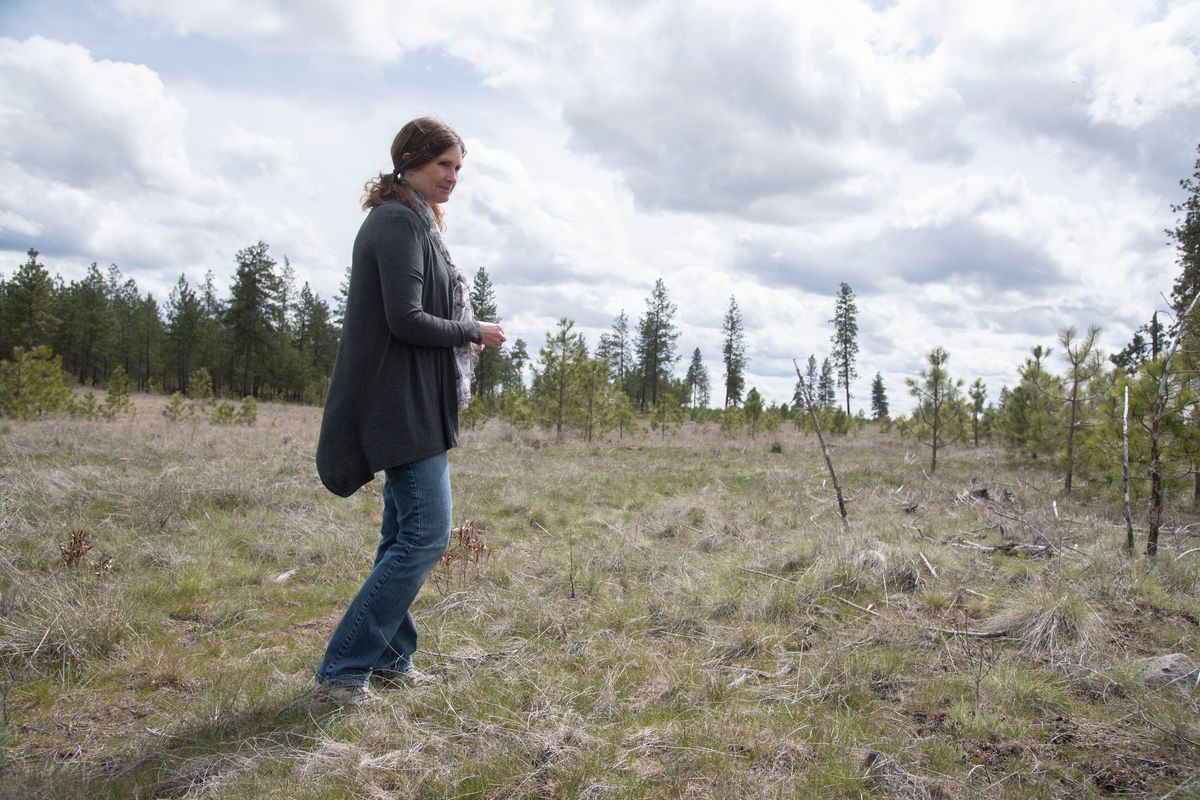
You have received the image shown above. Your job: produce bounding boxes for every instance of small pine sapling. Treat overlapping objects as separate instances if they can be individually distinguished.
[101,366,134,419]
[237,396,258,426]
[211,400,237,425]
[163,392,186,422]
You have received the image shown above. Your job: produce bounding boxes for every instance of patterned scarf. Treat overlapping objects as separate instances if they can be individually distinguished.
[401,183,476,410]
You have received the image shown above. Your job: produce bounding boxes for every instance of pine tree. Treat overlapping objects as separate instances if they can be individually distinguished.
[334,265,351,327]
[743,387,764,438]
[684,347,710,409]
[870,372,888,420]
[532,318,587,440]
[166,275,202,394]
[906,346,964,474]
[794,355,819,409]
[106,264,140,379]
[1163,144,1200,511]
[133,292,162,391]
[6,248,58,353]
[198,270,226,393]
[502,338,530,396]
[968,378,987,446]
[596,311,631,387]
[650,389,685,438]
[102,365,133,419]
[293,282,338,403]
[63,263,112,385]
[0,346,70,419]
[1060,325,1102,495]
[1112,313,1164,371]
[999,345,1066,460]
[469,267,503,401]
[1168,144,1200,318]
[276,256,296,336]
[830,282,859,416]
[634,279,680,410]
[576,357,627,443]
[226,241,282,397]
[721,295,747,407]
[818,357,836,410]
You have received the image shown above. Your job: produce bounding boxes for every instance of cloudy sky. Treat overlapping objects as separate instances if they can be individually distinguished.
[1,0,1198,411]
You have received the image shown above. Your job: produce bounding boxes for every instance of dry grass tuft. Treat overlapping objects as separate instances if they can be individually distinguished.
[862,750,936,800]
[809,537,925,597]
[981,588,1104,655]
[0,556,134,679]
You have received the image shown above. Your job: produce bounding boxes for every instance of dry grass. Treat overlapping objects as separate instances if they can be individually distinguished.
[0,402,1198,798]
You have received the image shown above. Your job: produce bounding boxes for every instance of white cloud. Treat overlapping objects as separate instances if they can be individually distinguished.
[215,123,302,182]
[0,35,190,188]
[1081,2,1200,128]
[111,0,549,67]
[3,0,1196,413]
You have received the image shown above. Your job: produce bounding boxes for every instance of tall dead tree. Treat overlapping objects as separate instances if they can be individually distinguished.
[1123,385,1134,553]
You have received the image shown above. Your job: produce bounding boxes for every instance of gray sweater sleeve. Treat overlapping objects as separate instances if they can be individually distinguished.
[374,207,482,347]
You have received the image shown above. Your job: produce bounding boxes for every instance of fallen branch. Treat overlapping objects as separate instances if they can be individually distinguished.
[831,594,882,617]
[949,539,1054,558]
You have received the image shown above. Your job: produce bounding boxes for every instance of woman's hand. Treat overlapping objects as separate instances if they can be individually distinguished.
[478,321,506,350]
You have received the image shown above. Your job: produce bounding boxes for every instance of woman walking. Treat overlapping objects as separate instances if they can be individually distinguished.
[314,117,505,706]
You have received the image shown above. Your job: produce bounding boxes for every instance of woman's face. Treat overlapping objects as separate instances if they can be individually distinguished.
[403,144,463,205]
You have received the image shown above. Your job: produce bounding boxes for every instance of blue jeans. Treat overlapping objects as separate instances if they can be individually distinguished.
[315,451,452,687]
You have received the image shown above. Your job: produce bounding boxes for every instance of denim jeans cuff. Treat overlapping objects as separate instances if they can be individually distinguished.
[315,672,370,689]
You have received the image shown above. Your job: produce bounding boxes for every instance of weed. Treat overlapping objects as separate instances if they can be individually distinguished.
[57,530,92,572]
[431,520,491,592]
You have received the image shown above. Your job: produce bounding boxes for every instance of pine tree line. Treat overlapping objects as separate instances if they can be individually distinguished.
[0,242,339,403]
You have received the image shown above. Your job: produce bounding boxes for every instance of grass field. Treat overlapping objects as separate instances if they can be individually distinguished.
[1,397,1198,799]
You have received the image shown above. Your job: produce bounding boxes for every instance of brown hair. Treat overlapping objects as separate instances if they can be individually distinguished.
[362,117,466,229]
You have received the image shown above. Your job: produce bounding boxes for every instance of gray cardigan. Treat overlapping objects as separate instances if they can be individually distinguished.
[316,201,482,497]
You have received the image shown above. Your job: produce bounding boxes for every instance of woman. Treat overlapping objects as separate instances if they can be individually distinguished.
[313,117,505,706]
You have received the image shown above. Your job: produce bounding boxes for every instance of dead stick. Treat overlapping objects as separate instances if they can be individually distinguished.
[793,359,849,531]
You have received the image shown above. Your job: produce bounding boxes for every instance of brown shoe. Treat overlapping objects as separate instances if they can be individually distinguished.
[310,681,373,708]
[375,667,441,687]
